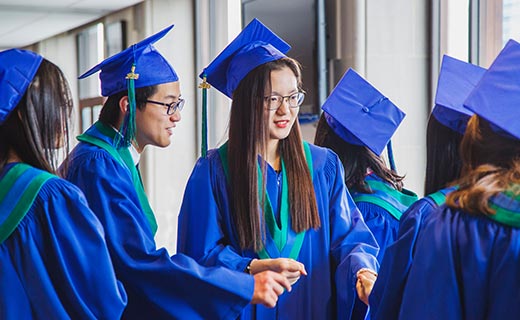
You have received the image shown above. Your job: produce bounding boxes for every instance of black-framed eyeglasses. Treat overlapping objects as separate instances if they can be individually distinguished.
[142,99,185,115]
[264,92,305,110]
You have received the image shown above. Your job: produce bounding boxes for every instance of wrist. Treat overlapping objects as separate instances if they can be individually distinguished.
[356,268,378,278]
[245,259,254,274]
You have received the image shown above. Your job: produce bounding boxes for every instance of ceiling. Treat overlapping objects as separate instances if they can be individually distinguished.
[0,0,143,50]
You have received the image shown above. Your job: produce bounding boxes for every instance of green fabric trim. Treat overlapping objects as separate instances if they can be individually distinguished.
[353,180,418,220]
[0,163,54,243]
[429,190,447,207]
[218,142,313,260]
[77,122,158,235]
[488,203,520,228]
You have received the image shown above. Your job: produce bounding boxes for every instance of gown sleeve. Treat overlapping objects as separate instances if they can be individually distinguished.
[321,150,380,317]
[177,152,252,272]
[369,198,436,320]
[65,148,254,320]
[0,177,127,320]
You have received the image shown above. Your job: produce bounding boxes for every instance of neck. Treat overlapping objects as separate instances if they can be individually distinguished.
[132,141,144,154]
[6,149,22,163]
[266,139,281,170]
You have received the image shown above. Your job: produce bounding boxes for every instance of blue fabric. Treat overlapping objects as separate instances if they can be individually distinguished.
[396,205,520,319]
[63,124,254,320]
[177,144,379,319]
[464,39,520,140]
[78,25,178,96]
[0,49,43,124]
[369,187,455,320]
[200,18,290,98]
[432,55,485,134]
[322,69,405,156]
[0,164,127,319]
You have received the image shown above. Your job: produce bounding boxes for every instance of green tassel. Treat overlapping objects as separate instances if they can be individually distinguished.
[117,63,139,149]
[199,74,210,158]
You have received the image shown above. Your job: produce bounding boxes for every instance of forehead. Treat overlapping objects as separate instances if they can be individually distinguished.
[267,67,298,92]
[151,81,181,98]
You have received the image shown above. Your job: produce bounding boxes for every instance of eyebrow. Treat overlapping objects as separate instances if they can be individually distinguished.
[269,89,298,96]
[163,94,182,100]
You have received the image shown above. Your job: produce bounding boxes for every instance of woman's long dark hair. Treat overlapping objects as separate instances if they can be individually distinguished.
[424,115,464,195]
[0,59,73,175]
[228,57,320,252]
[314,114,404,193]
[447,115,520,215]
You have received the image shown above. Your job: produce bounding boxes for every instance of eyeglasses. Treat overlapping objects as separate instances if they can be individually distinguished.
[264,92,305,110]
[141,99,185,115]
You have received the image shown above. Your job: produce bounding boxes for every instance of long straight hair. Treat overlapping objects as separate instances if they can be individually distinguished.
[314,114,404,193]
[424,115,464,195]
[228,57,320,252]
[447,115,520,215]
[0,59,73,175]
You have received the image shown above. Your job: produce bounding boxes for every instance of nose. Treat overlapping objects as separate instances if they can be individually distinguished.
[170,109,181,122]
[276,98,290,114]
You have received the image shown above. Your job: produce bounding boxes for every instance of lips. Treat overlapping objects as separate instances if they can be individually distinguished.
[274,120,290,128]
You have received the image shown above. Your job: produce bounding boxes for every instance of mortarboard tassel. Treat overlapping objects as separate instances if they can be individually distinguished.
[199,73,210,158]
[117,63,139,149]
[387,140,397,172]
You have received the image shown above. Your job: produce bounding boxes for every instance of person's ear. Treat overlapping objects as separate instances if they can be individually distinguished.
[119,96,129,114]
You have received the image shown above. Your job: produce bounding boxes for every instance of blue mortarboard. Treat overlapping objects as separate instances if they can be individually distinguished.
[322,68,406,156]
[79,24,178,96]
[432,55,486,134]
[79,24,177,148]
[200,18,291,99]
[0,49,43,125]
[197,18,290,157]
[464,39,520,140]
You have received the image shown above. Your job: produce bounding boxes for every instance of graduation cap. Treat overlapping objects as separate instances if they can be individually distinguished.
[322,68,406,168]
[198,18,290,156]
[0,49,43,125]
[464,39,520,140]
[432,55,486,134]
[79,24,177,148]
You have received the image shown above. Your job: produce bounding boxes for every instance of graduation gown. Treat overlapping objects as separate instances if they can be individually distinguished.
[369,187,453,320]
[177,143,379,319]
[349,173,417,319]
[0,163,126,319]
[350,173,418,264]
[64,123,254,320]
[374,189,520,319]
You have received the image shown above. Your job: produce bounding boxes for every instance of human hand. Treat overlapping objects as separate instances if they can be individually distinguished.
[251,270,292,307]
[249,258,307,285]
[355,268,377,306]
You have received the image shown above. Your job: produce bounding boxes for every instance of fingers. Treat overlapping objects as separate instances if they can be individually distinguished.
[251,270,293,308]
[356,272,377,306]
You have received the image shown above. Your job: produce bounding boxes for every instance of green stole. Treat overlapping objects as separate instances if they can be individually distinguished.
[77,121,158,235]
[218,142,313,260]
[0,163,55,243]
[351,177,418,220]
[487,186,520,228]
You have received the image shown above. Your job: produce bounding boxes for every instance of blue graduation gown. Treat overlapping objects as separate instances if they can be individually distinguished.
[177,144,379,319]
[349,174,417,319]
[64,124,254,320]
[370,187,453,320]
[0,163,126,319]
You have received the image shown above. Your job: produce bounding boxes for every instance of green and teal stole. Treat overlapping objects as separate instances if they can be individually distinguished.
[0,163,55,243]
[427,186,458,207]
[350,175,418,220]
[487,185,520,228]
[218,142,313,260]
[77,121,158,235]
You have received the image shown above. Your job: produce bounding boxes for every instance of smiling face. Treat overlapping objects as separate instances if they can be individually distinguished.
[266,66,300,145]
[134,81,182,151]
